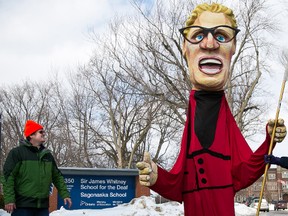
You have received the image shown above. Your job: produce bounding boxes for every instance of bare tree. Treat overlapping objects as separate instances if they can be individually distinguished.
[76,53,163,168]
[227,0,278,137]
[0,81,61,160]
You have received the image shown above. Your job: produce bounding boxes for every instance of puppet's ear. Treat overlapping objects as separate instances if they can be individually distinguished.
[232,41,236,55]
[182,41,187,59]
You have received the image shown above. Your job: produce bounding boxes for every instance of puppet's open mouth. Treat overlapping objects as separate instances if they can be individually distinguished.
[199,58,222,74]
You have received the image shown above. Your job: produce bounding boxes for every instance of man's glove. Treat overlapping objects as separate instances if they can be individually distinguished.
[264,154,281,165]
[136,152,158,187]
[267,118,286,143]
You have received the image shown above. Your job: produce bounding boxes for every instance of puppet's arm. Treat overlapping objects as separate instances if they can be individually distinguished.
[136,152,184,202]
[232,119,286,192]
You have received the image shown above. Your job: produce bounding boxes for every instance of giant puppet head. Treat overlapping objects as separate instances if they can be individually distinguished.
[180,3,240,91]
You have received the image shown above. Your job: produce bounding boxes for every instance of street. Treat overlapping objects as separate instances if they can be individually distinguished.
[260,210,288,215]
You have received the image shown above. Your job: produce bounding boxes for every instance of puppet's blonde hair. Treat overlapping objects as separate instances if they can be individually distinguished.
[185,3,237,28]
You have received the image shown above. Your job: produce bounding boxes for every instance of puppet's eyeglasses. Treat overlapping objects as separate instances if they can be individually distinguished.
[179,25,240,44]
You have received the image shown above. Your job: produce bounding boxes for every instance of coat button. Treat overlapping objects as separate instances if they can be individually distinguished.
[199,168,205,174]
[201,178,207,184]
[198,158,204,164]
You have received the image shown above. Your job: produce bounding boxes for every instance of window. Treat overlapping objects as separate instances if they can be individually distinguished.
[268,173,276,180]
[282,171,288,178]
[267,182,277,190]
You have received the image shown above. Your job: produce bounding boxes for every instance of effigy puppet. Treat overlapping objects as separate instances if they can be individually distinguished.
[136,2,287,216]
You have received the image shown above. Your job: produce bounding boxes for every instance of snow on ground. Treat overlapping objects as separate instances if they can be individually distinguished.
[0,196,260,216]
[51,196,184,216]
[234,202,256,216]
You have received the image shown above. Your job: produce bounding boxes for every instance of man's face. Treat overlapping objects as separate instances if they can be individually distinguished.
[30,129,46,146]
[182,11,236,91]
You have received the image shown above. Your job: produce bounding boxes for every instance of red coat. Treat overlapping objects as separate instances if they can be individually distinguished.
[150,90,272,216]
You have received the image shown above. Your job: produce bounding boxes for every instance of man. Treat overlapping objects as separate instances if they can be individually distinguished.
[265,154,288,169]
[2,120,72,216]
[136,3,286,216]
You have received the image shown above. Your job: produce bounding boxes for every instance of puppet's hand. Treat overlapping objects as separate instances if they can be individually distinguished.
[136,152,158,187]
[268,118,287,143]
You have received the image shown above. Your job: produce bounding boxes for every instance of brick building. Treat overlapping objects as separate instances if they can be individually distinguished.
[235,166,288,203]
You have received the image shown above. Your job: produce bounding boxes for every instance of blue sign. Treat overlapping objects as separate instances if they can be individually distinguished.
[57,174,135,209]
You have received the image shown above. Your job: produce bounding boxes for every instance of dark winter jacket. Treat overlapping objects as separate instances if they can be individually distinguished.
[279,157,288,169]
[2,139,70,208]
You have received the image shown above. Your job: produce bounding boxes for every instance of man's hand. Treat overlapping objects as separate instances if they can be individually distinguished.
[136,152,158,187]
[268,118,287,143]
[264,154,281,165]
[5,203,16,213]
[64,197,72,208]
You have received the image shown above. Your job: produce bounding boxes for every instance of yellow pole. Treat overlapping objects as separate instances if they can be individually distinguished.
[256,73,287,216]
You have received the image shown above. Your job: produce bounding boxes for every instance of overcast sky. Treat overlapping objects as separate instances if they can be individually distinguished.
[0,0,142,85]
[1,0,288,157]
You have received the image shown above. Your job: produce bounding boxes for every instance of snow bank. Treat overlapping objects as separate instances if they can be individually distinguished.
[50,196,184,216]
[234,202,256,216]
[0,197,257,216]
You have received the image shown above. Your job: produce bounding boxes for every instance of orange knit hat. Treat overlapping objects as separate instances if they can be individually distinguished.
[24,120,43,137]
